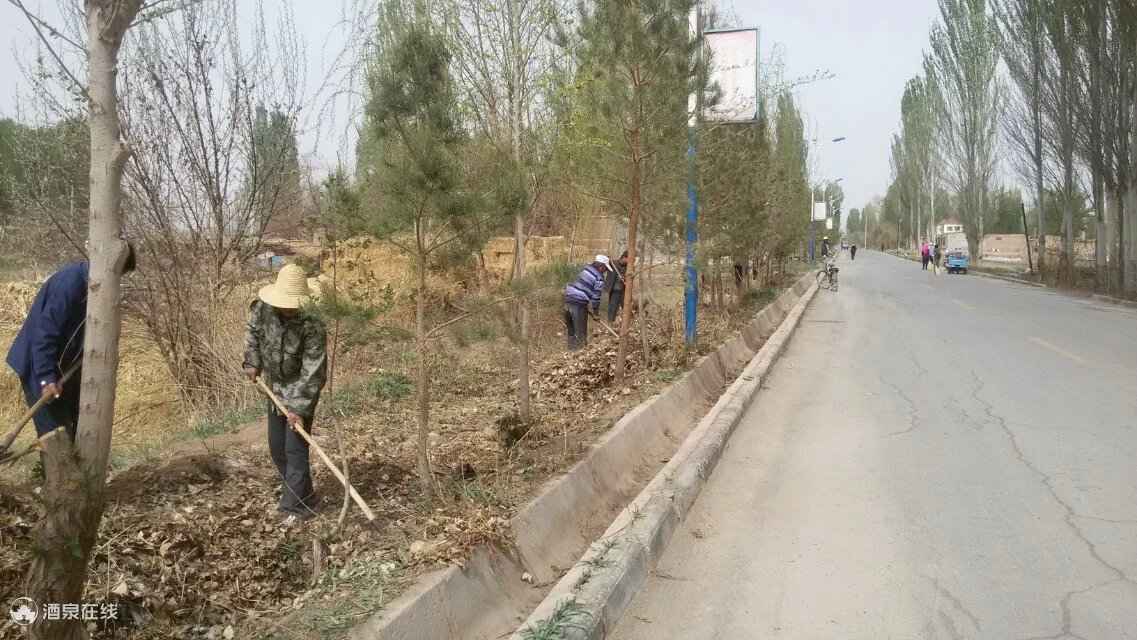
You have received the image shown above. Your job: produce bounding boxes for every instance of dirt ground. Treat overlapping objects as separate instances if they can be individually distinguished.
[0,254,800,640]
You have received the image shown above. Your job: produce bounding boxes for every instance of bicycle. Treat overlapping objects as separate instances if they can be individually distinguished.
[816,258,839,292]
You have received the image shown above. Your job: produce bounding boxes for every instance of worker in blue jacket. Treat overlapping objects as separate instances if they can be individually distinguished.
[6,245,136,440]
[563,254,611,351]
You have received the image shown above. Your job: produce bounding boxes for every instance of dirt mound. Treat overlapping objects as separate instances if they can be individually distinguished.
[481,235,569,280]
[321,237,467,307]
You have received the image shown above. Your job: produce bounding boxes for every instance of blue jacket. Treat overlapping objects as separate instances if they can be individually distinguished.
[5,262,88,387]
[565,265,606,311]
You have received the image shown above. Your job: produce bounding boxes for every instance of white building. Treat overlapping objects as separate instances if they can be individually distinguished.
[936,217,964,236]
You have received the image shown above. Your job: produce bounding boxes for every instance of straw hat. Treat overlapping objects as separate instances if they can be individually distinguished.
[259,264,314,309]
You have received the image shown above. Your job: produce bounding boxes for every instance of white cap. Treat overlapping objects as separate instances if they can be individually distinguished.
[595,254,611,270]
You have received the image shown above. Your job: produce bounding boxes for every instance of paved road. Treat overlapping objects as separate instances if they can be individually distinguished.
[611,250,1137,640]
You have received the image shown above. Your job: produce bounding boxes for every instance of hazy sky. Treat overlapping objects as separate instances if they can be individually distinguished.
[735,1,942,210]
[0,0,942,211]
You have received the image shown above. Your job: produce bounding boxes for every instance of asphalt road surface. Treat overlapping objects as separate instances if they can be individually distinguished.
[611,250,1137,640]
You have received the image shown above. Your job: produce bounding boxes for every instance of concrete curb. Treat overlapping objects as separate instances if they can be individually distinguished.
[350,273,817,640]
[508,279,819,640]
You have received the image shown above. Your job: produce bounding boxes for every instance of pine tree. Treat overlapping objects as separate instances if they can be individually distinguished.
[572,0,703,380]
[358,8,469,493]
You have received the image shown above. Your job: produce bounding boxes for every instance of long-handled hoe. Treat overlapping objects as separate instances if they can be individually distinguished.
[254,377,378,525]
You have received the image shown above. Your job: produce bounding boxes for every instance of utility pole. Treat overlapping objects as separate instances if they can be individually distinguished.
[683,2,703,345]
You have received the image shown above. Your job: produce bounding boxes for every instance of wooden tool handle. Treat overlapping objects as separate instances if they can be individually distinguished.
[254,377,376,522]
[0,362,81,452]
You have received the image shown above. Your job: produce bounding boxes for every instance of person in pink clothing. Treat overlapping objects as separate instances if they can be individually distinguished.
[920,241,930,270]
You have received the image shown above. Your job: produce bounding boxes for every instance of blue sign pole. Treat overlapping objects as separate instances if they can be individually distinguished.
[684,125,698,345]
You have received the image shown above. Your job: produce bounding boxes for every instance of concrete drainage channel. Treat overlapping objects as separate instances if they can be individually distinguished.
[349,273,818,640]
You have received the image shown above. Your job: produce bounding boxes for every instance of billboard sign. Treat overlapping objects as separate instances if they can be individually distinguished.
[704,28,759,123]
[812,202,828,222]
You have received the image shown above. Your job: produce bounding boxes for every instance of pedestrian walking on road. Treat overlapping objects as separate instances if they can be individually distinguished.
[243,264,328,526]
[564,255,611,351]
[6,244,136,442]
[821,236,831,258]
[606,251,628,323]
[920,241,930,270]
[933,243,942,274]
[850,244,858,261]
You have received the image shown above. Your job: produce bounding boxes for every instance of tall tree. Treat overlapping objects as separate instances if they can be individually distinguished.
[358,4,472,492]
[119,0,304,406]
[927,0,1002,252]
[572,0,703,380]
[1040,0,1081,283]
[10,2,146,639]
[441,0,567,425]
[1069,0,1109,283]
[995,0,1048,270]
[900,76,936,245]
[770,93,810,268]
[251,105,303,237]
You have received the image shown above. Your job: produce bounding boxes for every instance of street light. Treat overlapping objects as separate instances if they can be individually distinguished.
[809,138,846,262]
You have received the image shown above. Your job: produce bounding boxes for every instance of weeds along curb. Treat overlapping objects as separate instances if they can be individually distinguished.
[348,273,815,640]
[508,278,819,640]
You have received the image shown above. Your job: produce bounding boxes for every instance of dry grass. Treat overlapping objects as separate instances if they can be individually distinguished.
[0,249,806,640]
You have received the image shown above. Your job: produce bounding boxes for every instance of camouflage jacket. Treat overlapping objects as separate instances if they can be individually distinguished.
[243,301,328,417]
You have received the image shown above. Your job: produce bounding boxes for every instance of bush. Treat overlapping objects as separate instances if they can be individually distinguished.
[366,371,412,401]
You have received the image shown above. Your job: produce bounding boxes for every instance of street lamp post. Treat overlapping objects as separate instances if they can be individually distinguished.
[808,137,846,263]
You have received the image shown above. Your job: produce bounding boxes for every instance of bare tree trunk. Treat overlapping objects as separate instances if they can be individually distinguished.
[329,240,351,532]
[514,213,531,423]
[637,250,650,368]
[414,254,432,494]
[26,3,143,639]
[615,125,641,383]
[1033,5,1046,272]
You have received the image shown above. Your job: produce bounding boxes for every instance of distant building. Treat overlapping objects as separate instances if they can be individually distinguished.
[936,217,964,236]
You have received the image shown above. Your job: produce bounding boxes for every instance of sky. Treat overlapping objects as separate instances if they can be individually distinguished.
[0,0,942,212]
[734,0,942,211]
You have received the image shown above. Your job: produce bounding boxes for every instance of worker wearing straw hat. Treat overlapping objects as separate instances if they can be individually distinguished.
[243,264,327,526]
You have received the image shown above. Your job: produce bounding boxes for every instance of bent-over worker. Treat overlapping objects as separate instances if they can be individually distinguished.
[6,244,136,441]
[564,255,611,351]
[243,264,328,526]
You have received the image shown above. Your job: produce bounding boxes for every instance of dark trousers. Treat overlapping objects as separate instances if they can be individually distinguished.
[21,376,81,439]
[850,248,857,260]
[607,288,624,323]
[564,303,589,351]
[267,404,316,515]
[922,255,929,270]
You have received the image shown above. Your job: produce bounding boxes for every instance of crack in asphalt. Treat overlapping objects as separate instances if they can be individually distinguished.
[927,575,982,632]
[968,370,1133,585]
[969,370,1135,639]
[1018,580,1121,640]
[880,374,920,437]
[944,396,984,432]
[1075,514,1137,525]
[909,350,929,377]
